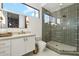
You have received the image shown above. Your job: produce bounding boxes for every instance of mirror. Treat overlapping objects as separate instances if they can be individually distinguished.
[0,10,29,29]
[7,12,19,28]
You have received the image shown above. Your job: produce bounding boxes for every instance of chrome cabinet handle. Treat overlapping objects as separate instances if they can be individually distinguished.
[24,38,28,41]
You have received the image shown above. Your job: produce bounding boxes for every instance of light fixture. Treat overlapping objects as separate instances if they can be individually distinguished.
[59,3,63,6]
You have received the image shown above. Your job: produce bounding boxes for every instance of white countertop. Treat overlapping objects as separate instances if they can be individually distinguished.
[0,33,36,41]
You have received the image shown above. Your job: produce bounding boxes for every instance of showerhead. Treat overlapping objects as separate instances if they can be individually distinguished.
[62,15,66,18]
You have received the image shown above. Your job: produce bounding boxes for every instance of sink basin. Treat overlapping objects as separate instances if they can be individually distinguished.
[0,32,12,37]
[18,32,26,34]
[17,31,31,35]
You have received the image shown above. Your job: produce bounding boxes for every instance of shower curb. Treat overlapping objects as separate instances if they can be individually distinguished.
[46,44,79,56]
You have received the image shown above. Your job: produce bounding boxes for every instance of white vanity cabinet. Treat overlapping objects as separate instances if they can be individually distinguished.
[11,38,25,56]
[11,36,35,56]
[24,36,35,53]
[0,40,11,56]
[0,35,35,56]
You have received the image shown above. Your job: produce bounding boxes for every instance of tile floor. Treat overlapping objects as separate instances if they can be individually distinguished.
[33,48,61,56]
[25,48,69,56]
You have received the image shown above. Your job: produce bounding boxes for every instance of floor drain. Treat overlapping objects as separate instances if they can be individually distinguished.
[56,45,58,46]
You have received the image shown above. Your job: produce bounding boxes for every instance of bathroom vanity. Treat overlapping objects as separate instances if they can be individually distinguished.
[0,33,35,56]
[0,9,41,56]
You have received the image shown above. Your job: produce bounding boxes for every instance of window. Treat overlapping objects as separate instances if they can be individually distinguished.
[44,13,56,25]
[2,3,39,18]
[44,14,50,24]
[50,16,56,25]
[57,18,61,24]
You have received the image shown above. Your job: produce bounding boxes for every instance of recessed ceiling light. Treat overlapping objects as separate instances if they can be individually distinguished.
[59,3,63,5]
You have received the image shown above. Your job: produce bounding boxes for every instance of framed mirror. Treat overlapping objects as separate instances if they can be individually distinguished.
[7,12,19,28]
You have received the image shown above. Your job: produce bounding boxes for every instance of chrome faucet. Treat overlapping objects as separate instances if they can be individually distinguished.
[20,30,25,34]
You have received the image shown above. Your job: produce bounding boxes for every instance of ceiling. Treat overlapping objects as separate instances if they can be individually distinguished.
[42,3,73,13]
[25,3,73,13]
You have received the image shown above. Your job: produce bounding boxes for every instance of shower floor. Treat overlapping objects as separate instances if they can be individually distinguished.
[47,41,76,52]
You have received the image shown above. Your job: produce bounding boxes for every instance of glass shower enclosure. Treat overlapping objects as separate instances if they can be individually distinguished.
[43,3,79,55]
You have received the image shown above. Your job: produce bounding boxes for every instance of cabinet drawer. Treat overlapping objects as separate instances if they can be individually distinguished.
[0,51,10,56]
[11,38,25,56]
[24,36,35,53]
[0,40,10,56]
[0,40,10,46]
[0,47,10,56]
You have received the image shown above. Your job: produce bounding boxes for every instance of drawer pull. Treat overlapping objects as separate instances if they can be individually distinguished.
[24,39,26,41]
[24,38,28,41]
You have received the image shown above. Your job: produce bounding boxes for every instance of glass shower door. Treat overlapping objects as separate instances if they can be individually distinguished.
[51,4,77,53]
[42,13,51,42]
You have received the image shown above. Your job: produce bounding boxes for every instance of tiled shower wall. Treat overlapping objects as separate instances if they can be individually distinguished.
[51,4,78,47]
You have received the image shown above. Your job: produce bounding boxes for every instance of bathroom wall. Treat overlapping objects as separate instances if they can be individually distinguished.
[22,3,42,39]
[27,3,42,38]
[26,3,42,24]
[19,15,25,28]
[0,3,1,8]
[27,17,42,38]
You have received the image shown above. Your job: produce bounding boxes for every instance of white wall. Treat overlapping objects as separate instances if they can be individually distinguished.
[0,3,1,8]
[26,3,42,38]
[27,17,42,38]
[19,15,25,28]
[26,3,41,11]
[26,3,42,19]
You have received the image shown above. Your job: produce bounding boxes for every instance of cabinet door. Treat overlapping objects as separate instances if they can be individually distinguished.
[11,38,25,56]
[24,36,35,53]
[0,40,10,56]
